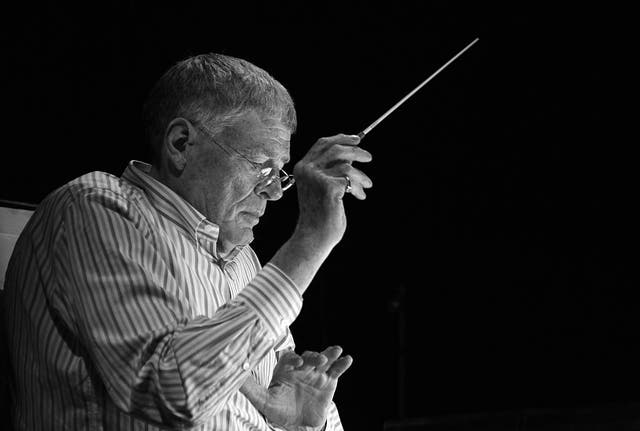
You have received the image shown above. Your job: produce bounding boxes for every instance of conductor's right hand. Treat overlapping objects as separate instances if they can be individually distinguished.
[292,134,372,250]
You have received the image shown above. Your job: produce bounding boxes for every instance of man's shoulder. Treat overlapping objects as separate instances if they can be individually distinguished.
[66,170,137,198]
[38,170,148,219]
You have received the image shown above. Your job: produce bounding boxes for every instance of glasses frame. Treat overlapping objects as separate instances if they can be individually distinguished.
[192,120,295,192]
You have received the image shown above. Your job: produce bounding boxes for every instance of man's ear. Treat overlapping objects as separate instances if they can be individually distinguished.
[163,117,196,172]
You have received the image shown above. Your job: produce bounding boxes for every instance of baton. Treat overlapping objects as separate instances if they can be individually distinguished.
[358,37,479,139]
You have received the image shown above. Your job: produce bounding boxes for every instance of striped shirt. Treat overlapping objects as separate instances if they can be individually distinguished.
[3,160,344,430]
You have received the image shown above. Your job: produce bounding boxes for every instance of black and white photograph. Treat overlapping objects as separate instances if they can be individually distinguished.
[1,2,636,430]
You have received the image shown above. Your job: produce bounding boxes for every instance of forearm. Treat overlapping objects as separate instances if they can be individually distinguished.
[111,267,301,426]
[67,198,304,426]
[82,300,279,427]
[270,229,335,295]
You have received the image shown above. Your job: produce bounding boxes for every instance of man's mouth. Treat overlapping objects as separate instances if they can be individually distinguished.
[239,211,262,224]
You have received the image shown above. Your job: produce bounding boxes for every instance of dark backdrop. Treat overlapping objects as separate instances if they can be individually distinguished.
[4,1,637,429]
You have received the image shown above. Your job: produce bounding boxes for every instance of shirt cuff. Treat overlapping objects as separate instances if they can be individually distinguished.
[237,263,302,339]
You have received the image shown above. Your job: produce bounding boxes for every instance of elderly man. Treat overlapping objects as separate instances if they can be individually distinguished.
[2,53,372,430]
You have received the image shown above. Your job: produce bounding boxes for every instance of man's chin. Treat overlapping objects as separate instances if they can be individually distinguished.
[221,227,254,250]
[239,212,261,226]
[240,228,255,245]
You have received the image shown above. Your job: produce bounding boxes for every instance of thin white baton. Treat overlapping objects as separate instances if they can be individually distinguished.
[358,37,479,139]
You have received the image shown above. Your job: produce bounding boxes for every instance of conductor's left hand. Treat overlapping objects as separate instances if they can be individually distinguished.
[262,346,353,429]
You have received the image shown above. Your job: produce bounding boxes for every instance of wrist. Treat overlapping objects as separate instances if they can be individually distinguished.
[290,223,339,256]
[240,375,267,414]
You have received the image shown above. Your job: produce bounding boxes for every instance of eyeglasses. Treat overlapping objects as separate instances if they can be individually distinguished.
[193,121,295,193]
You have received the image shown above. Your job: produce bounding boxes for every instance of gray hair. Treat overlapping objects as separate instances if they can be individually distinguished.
[142,53,297,160]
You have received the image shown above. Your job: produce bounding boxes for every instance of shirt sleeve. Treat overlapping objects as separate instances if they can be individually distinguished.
[260,261,296,353]
[325,401,344,431]
[59,189,302,427]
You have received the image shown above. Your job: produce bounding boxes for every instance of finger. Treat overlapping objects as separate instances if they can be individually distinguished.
[316,346,343,373]
[326,162,372,187]
[299,351,328,371]
[278,351,304,370]
[321,345,343,360]
[326,143,372,162]
[304,134,370,167]
[327,355,354,379]
[326,165,373,200]
[321,144,372,169]
[306,134,362,158]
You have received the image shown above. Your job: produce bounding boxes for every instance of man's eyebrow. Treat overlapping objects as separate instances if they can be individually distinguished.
[258,137,291,163]
[242,146,289,166]
[241,148,264,160]
[279,155,291,166]
[263,150,291,166]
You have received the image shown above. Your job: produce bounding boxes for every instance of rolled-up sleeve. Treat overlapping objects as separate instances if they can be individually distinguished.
[325,401,344,431]
[60,190,302,427]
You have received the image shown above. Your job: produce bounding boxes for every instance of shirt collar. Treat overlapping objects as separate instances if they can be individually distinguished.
[122,160,243,264]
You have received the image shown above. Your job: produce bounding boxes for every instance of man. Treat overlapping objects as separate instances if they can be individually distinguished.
[2,53,372,430]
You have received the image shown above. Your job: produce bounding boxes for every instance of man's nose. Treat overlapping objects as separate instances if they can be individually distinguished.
[256,179,283,201]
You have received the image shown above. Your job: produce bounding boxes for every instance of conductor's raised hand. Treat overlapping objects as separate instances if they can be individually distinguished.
[292,134,372,249]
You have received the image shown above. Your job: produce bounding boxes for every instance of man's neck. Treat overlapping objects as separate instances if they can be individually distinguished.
[150,163,239,262]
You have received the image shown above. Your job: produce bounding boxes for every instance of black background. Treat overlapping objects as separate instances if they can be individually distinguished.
[4,1,637,429]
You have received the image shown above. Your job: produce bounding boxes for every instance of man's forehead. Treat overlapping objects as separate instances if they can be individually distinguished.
[226,111,291,162]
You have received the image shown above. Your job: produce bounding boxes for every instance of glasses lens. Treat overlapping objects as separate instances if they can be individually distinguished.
[259,167,273,178]
[257,168,295,192]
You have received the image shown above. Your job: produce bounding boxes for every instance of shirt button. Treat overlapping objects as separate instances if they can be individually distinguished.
[242,361,250,371]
